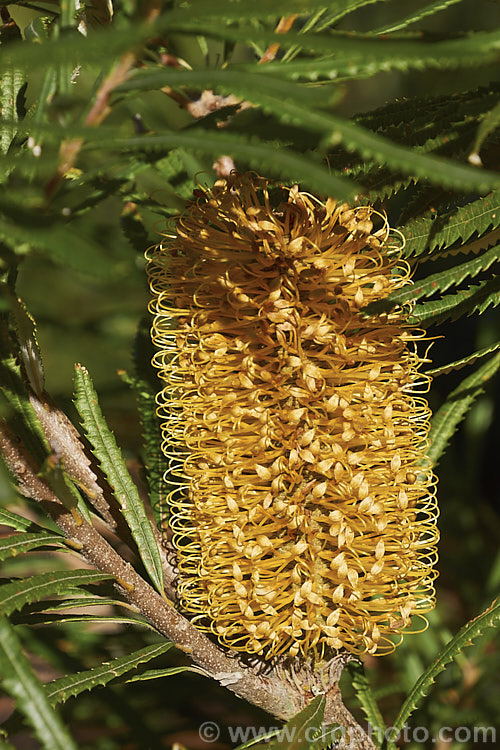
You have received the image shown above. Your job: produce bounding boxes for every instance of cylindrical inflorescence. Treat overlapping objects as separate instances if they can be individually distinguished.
[148,172,439,661]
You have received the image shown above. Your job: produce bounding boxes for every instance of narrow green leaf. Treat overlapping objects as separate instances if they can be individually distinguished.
[403,190,500,257]
[119,69,500,194]
[428,351,500,465]
[0,3,384,75]
[6,291,45,397]
[390,598,500,743]
[235,30,500,80]
[0,532,66,561]
[125,665,193,682]
[164,0,391,24]
[408,275,500,327]
[32,67,57,125]
[86,130,358,201]
[0,69,25,156]
[0,323,49,464]
[73,365,164,593]
[371,0,464,34]
[0,16,24,157]
[376,243,500,309]
[0,615,78,750]
[268,695,326,750]
[119,369,165,526]
[0,508,48,532]
[21,594,134,613]
[120,202,150,254]
[426,341,500,376]
[0,216,115,277]
[45,641,173,705]
[15,613,154,630]
[470,101,500,162]
[349,662,385,745]
[0,570,114,616]
[313,0,392,28]
[0,23,147,74]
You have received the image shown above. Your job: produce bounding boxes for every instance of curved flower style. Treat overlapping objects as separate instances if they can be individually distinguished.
[148,173,439,661]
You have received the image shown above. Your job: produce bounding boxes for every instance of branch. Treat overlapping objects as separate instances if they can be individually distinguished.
[0,422,377,747]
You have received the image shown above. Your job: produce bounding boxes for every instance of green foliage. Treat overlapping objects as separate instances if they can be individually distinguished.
[0,323,49,464]
[388,598,500,746]
[0,0,499,747]
[403,189,500,257]
[0,616,78,750]
[427,340,500,376]
[119,368,166,525]
[45,641,174,705]
[428,350,500,464]
[1,570,115,617]
[73,364,164,593]
[348,662,386,741]
[0,531,67,561]
[257,695,326,750]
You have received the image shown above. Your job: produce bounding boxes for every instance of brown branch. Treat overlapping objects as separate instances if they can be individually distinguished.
[25,391,178,602]
[0,423,300,719]
[0,421,377,747]
[28,392,116,526]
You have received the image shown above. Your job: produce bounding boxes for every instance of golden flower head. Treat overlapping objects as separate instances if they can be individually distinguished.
[148,172,439,661]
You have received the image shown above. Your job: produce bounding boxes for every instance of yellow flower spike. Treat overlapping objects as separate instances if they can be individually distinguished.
[148,172,439,661]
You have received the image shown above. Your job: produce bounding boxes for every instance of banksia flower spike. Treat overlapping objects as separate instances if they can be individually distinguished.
[148,172,439,662]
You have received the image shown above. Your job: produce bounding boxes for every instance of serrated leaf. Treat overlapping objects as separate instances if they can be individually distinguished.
[408,275,500,327]
[267,695,326,750]
[428,351,500,464]
[370,0,464,34]
[86,130,358,201]
[165,0,391,24]
[403,190,500,257]
[434,227,500,260]
[375,243,500,310]
[0,508,50,532]
[14,613,154,630]
[0,3,384,76]
[0,69,25,156]
[0,570,114,617]
[119,369,165,526]
[348,662,385,745]
[0,532,66,562]
[168,27,500,83]
[0,322,49,464]
[6,292,45,397]
[21,593,134,613]
[120,202,150,254]
[45,641,173,705]
[0,215,115,277]
[0,23,146,74]
[119,69,500,194]
[73,365,164,593]
[426,341,500,376]
[389,598,500,744]
[0,615,78,750]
